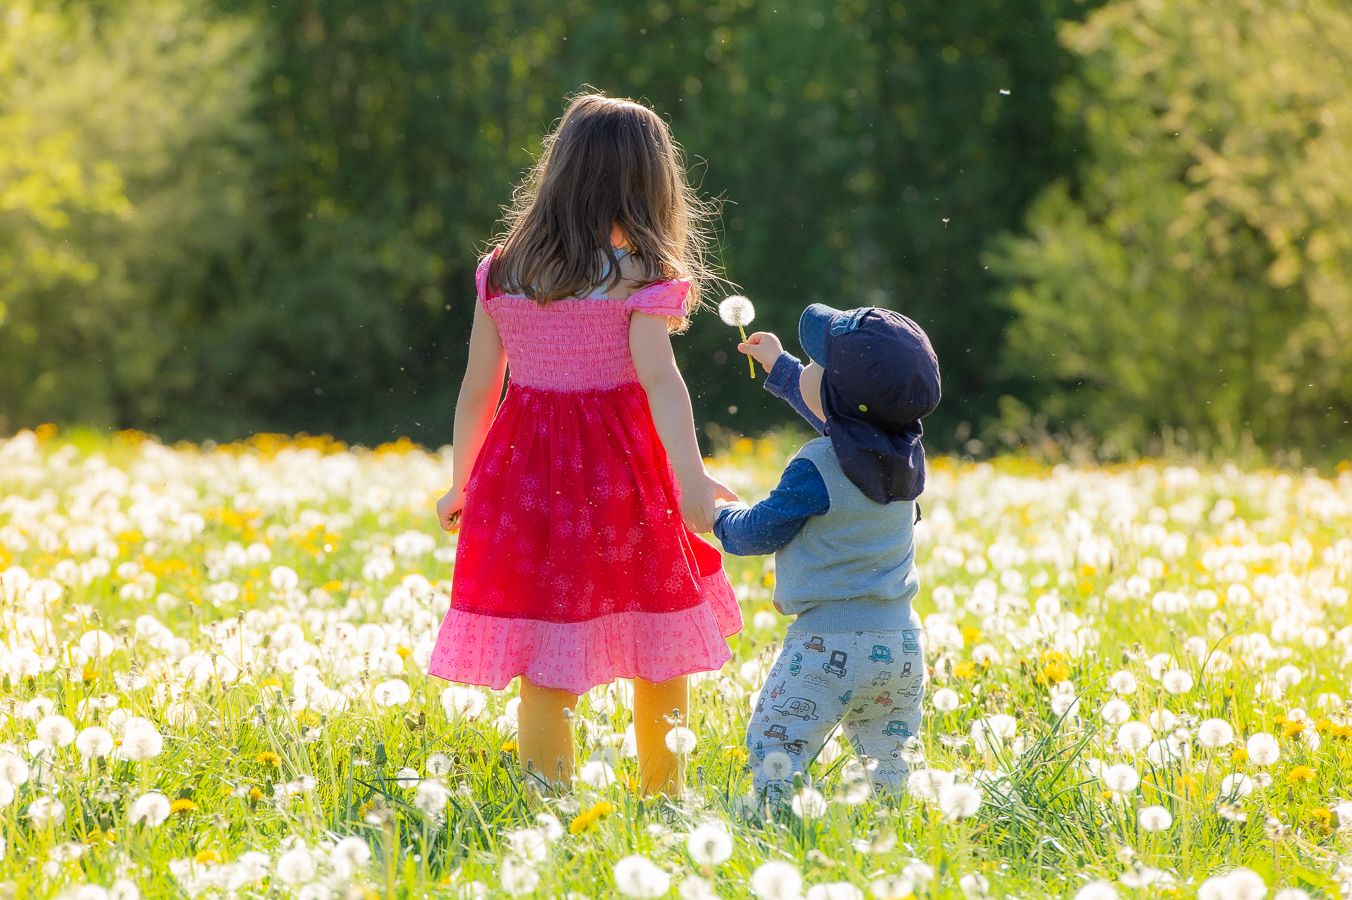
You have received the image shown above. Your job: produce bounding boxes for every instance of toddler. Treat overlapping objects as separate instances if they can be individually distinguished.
[715,303,940,799]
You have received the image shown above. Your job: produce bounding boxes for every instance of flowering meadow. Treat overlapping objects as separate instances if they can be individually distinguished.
[2,428,1352,900]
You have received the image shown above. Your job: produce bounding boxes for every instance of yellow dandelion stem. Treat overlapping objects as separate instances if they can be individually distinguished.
[739,326,755,377]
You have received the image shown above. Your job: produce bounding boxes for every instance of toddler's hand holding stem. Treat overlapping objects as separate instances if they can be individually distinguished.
[680,470,739,533]
[738,332,784,374]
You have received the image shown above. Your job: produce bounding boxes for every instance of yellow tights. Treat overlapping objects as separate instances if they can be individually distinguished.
[517,675,689,796]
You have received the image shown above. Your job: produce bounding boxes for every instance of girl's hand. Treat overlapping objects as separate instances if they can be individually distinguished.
[738,331,784,373]
[680,470,739,533]
[437,486,466,533]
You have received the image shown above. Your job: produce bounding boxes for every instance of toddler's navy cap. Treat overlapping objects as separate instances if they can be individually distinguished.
[797,303,942,503]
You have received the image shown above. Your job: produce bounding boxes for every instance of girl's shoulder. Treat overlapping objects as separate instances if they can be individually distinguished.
[612,250,691,316]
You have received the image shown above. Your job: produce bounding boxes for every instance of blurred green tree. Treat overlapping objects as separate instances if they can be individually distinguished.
[990,0,1352,459]
[0,0,263,432]
[1,0,1098,446]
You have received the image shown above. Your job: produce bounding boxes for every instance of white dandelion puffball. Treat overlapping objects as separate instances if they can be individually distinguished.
[791,787,828,819]
[442,685,488,719]
[108,880,139,900]
[130,792,171,827]
[0,754,29,786]
[718,295,755,328]
[535,813,564,842]
[613,854,671,899]
[500,856,540,897]
[871,874,915,900]
[932,688,960,712]
[1117,721,1153,754]
[1219,774,1254,799]
[75,726,114,759]
[665,726,697,754]
[938,782,983,821]
[1198,718,1235,748]
[806,884,864,900]
[27,796,65,826]
[1109,671,1138,695]
[579,760,617,789]
[686,822,734,866]
[414,779,451,817]
[36,714,76,748]
[123,724,164,761]
[269,565,299,591]
[372,679,412,707]
[1273,890,1310,900]
[752,861,803,900]
[1100,699,1132,725]
[907,768,955,803]
[1198,868,1268,900]
[330,836,371,878]
[1137,805,1173,832]
[1074,882,1119,900]
[762,751,794,781]
[1102,764,1140,794]
[1246,732,1280,766]
[958,873,989,899]
[506,828,549,863]
[1161,670,1194,695]
[276,847,317,886]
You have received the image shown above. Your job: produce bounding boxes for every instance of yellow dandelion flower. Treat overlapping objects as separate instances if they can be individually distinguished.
[323,580,343,592]
[257,751,281,767]
[194,849,220,865]
[170,798,199,816]
[501,740,517,753]
[1281,720,1304,739]
[81,665,97,683]
[961,627,984,645]
[569,800,616,835]
[1231,746,1248,764]
[1312,807,1332,822]
[395,646,413,659]
[248,786,263,802]
[1287,765,1316,784]
[952,661,976,679]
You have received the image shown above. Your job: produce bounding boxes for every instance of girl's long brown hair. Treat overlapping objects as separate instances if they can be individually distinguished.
[488,92,716,331]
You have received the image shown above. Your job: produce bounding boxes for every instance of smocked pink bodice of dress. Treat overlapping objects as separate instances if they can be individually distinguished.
[427,253,741,694]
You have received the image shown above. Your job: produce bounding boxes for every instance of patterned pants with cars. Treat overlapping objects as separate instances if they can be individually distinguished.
[748,629,926,801]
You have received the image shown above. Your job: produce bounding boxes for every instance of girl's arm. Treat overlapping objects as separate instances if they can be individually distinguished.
[437,300,508,531]
[630,312,738,532]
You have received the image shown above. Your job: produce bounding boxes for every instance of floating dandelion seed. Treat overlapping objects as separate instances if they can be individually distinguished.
[718,295,757,377]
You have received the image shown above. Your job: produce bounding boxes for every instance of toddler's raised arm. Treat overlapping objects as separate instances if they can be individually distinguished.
[739,332,825,434]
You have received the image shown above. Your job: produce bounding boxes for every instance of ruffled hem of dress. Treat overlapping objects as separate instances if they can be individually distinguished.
[427,569,742,695]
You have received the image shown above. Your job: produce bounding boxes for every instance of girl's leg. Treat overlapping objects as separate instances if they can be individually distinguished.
[633,675,689,796]
[517,677,580,790]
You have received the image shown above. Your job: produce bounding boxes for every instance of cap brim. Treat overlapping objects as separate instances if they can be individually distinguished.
[798,303,842,366]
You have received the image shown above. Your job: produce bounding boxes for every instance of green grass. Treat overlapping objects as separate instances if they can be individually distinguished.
[0,428,1350,899]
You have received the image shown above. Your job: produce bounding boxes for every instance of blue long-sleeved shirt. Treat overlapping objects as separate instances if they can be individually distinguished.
[713,353,830,555]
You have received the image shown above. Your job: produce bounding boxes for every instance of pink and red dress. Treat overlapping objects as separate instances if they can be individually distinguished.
[428,254,742,695]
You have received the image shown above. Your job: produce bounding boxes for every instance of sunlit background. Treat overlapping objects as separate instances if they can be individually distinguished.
[1,0,1349,461]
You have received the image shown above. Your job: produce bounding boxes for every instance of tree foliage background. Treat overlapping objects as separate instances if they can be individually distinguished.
[1,0,1349,460]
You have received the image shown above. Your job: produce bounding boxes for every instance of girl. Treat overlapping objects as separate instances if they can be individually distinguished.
[430,93,742,796]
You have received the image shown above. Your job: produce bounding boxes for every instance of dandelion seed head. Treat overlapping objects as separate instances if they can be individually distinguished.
[938,782,983,821]
[718,296,755,328]
[612,854,671,899]
[36,714,75,748]
[1246,732,1280,766]
[1116,721,1153,754]
[762,751,794,782]
[1137,805,1173,832]
[686,822,734,866]
[751,861,803,900]
[75,726,114,759]
[1198,718,1234,748]
[1102,764,1139,793]
[665,726,697,754]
